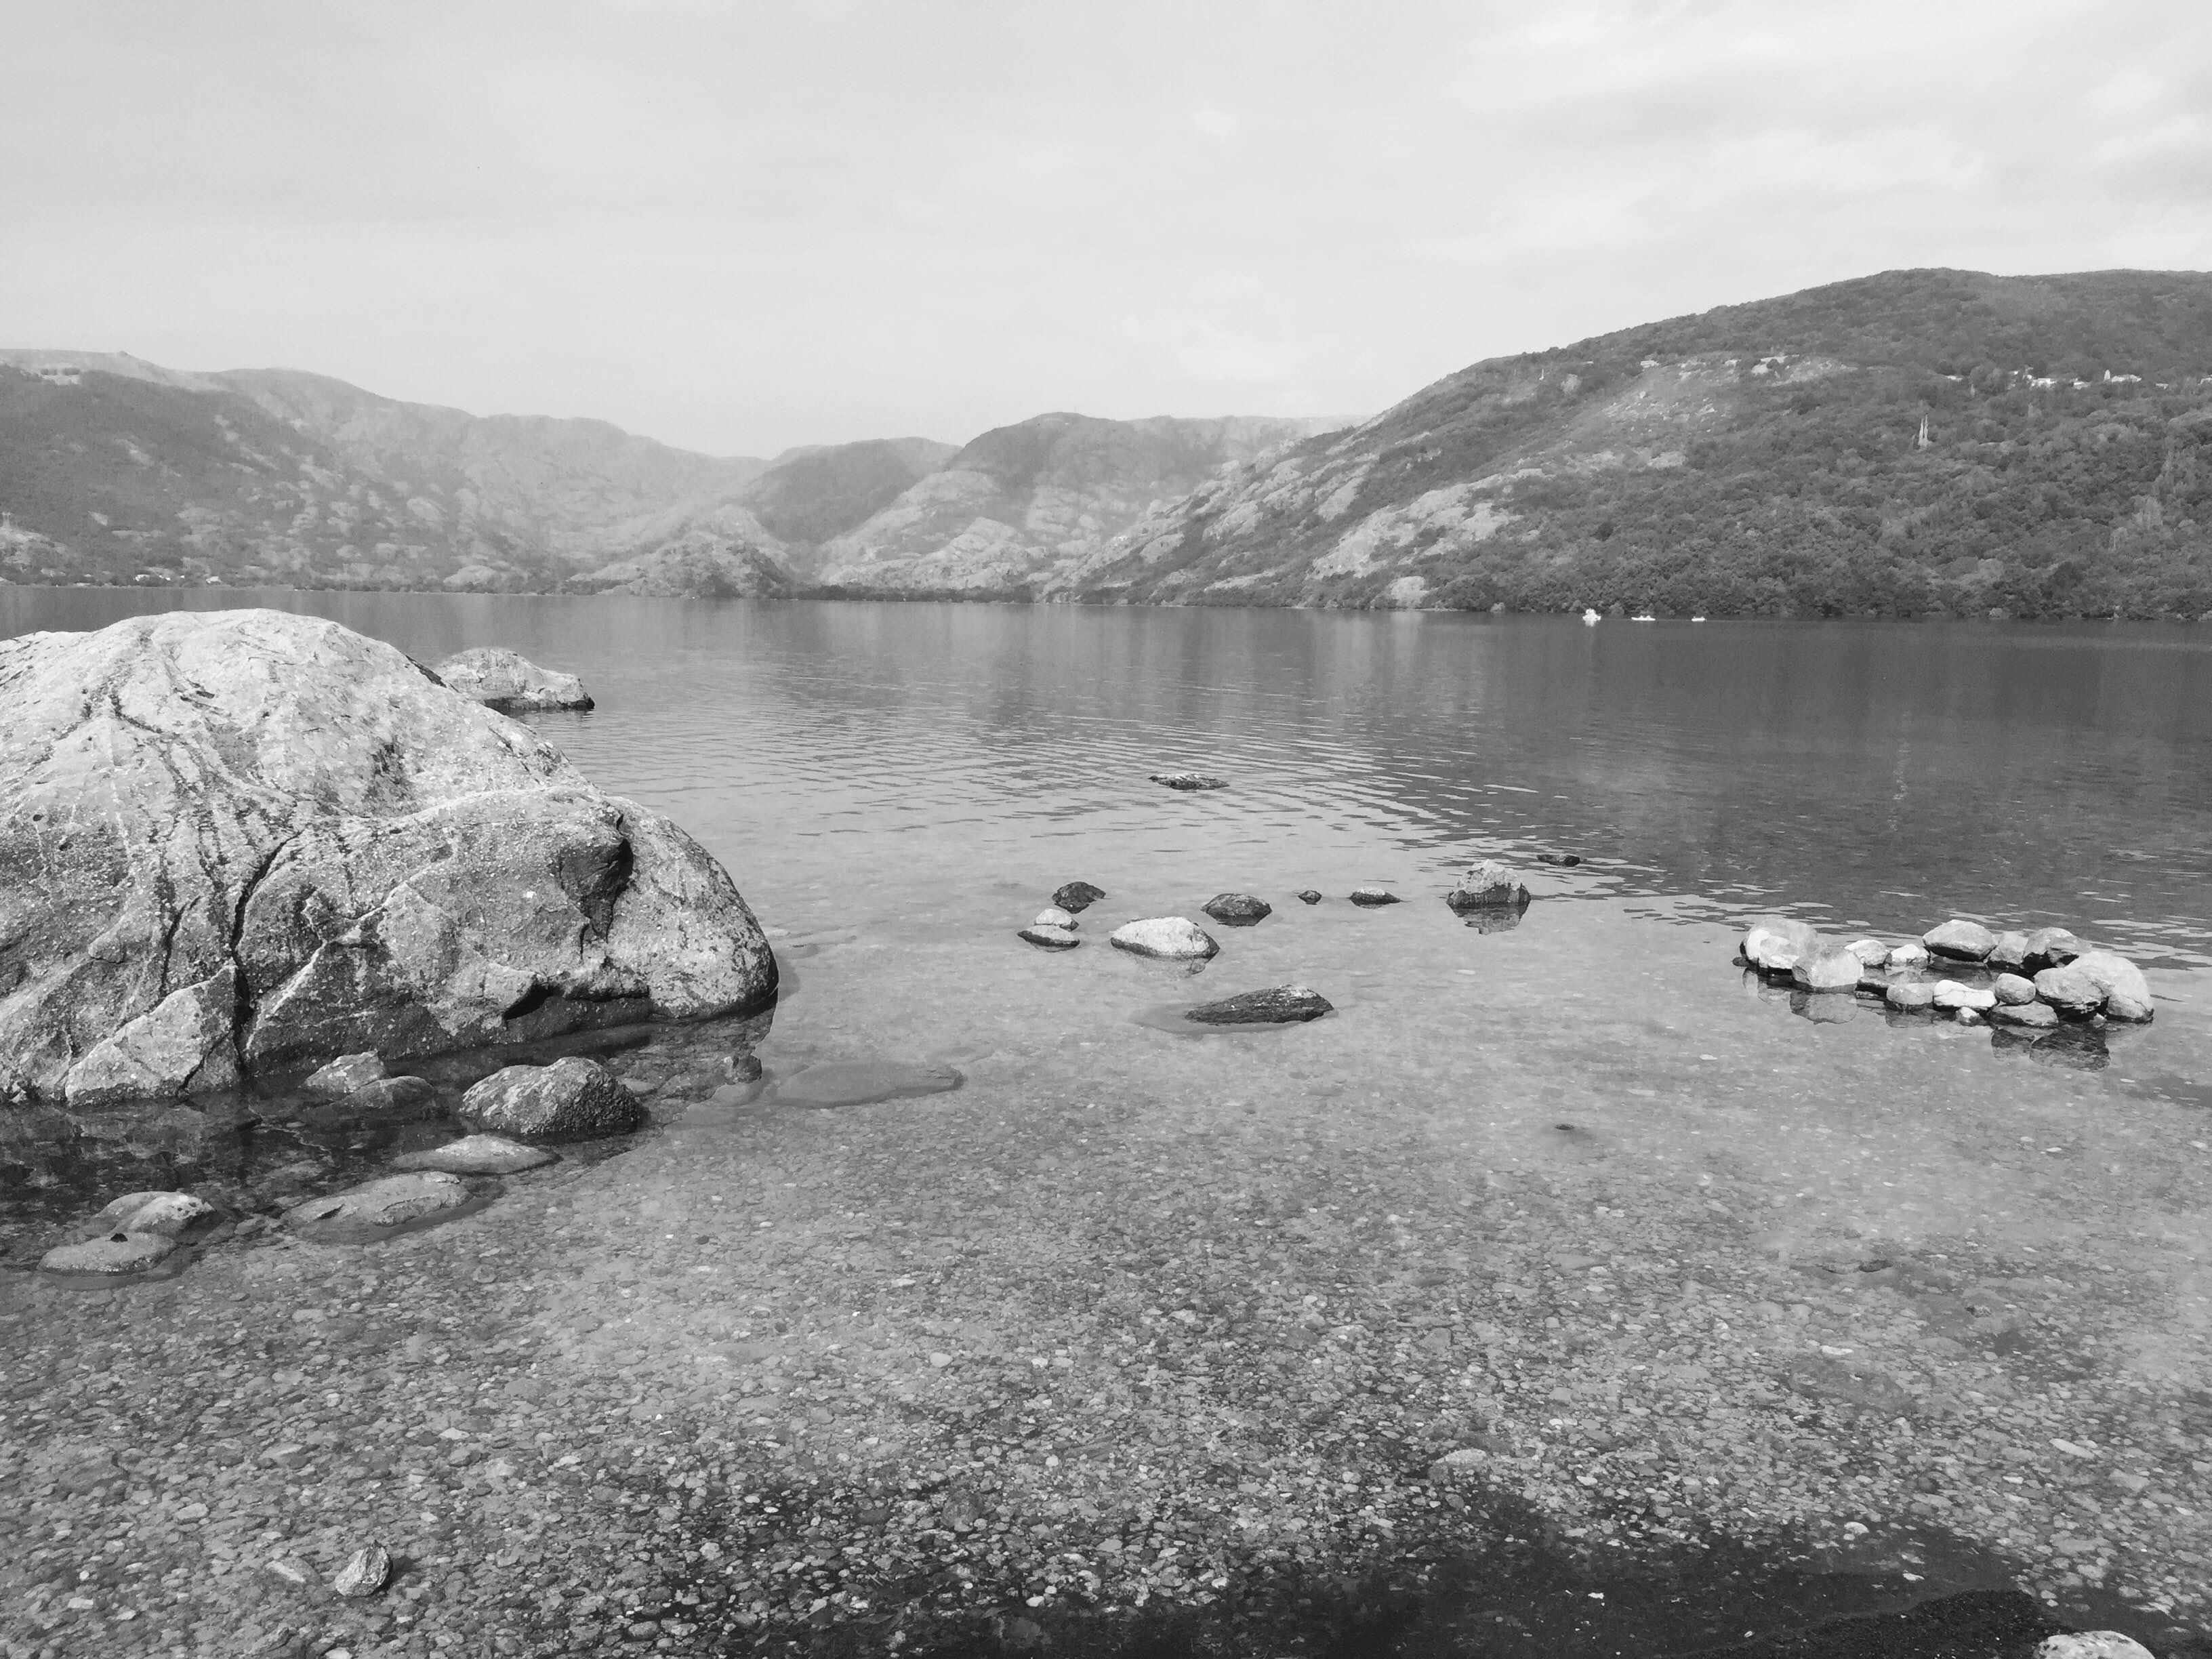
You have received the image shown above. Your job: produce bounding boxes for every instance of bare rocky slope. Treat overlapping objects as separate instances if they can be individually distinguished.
[1052,268,2212,619]
[811,413,1347,595]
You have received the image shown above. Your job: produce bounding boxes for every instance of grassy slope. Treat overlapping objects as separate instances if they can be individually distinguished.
[1069,270,2212,619]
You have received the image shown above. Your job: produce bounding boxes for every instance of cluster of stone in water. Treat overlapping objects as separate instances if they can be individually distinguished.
[1739,916,2154,1026]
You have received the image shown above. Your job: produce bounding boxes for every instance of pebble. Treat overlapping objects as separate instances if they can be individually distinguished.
[333,1543,392,1599]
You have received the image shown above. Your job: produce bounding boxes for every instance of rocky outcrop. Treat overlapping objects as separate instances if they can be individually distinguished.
[459,1057,644,1141]
[0,610,776,1108]
[434,647,593,712]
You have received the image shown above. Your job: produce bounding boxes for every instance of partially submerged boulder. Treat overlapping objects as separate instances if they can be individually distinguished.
[2072,949,2154,1022]
[1149,772,1227,792]
[1445,861,1530,913]
[1791,943,1863,994]
[1018,924,1080,950]
[1109,918,1221,960]
[433,647,593,713]
[1740,916,1820,970]
[1185,986,1333,1025]
[1348,887,1401,907]
[459,1057,644,1141]
[393,1134,557,1175]
[2022,927,2083,970]
[1202,893,1272,925]
[304,1052,387,1099]
[1050,881,1107,913]
[0,611,775,1107]
[39,1190,220,1277]
[1923,919,1996,962]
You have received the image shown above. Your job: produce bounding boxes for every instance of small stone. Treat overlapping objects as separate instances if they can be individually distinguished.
[1018,924,1080,950]
[1740,916,1819,969]
[1051,881,1107,912]
[459,1057,644,1142]
[1931,981,1998,1012]
[1885,981,1937,1011]
[1843,938,1889,966]
[1032,907,1078,930]
[392,1134,558,1175]
[1294,890,1322,905]
[284,1172,478,1242]
[1185,985,1333,1025]
[2022,926,2083,970]
[1348,887,1400,907]
[2036,1635,2156,1659]
[1990,1000,2060,1029]
[1993,972,2038,1005]
[1791,944,1862,994]
[332,1544,392,1599]
[304,1052,388,1099]
[1923,919,1996,961]
[1885,941,1931,968]
[1109,917,1221,960]
[1537,853,1581,867]
[1202,893,1272,924]
[1986,930,2030,970]
[300,1074,440,1129]
[1148,771,1227,791]
[1428,1448,1487,1483]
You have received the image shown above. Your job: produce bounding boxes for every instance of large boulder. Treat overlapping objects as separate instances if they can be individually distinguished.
[2072,949,2154,1022]
[458,1057,644,1141]
[1790,943,1863,994]
[432,647,593,712]
[2034,963,2105,1017]
[1185,986,1333,1025]
[0,611,776,1107]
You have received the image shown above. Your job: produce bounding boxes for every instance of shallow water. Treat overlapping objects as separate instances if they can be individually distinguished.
[3,590,2210,1652]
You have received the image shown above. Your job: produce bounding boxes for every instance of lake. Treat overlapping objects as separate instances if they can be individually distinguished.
[3,588,2209,1656]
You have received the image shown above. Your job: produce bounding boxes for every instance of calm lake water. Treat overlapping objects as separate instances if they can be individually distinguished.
[5,588,2211,1650]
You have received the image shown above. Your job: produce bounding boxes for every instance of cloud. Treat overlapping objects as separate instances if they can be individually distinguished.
[1120,272,1340,384]
[1191,107,1242,142]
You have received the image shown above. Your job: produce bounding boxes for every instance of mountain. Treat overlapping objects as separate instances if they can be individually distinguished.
[812,413,1349,596]
[1053,269,2212,620]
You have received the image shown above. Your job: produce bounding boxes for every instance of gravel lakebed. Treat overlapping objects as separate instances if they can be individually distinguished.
[3,902,2209,1658]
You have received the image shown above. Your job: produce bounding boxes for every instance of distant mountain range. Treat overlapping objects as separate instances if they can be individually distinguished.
[1049,268,2212,619]
[9,268,2212,619]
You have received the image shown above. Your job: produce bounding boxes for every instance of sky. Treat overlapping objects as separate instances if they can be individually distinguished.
[6,0,2211,457]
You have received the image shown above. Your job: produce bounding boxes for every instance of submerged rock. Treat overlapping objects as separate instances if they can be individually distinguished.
[1017,924,1080,950]
[2030,1025,2110,1071]
[1149,772,1227,792]
[1990,1000,2060,1029]
[39,1190,220,1277]
[0,610,777,1107]
[304,1051,388,1099]
[1185,985,1333,1025]
[773,1061,962,1107]
[299,1074,441,1130]
[1202,893,1273,925]
[459,1057,644,1141]
[1445,860,1530,913]
[1294,890,1323,905]
[1923,919,1996,962]
[1537,853,1582,867]
[433,647,593,713]
[1348,887,1401,907]
[1050,881,1107,912]
[393,1134,558,1175]
[2072,949,2154,1021]
[285,1172,480,1242]
[1109,917,1221,960]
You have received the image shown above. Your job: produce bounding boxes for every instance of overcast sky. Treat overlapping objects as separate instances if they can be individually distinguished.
[6,0,2209,457]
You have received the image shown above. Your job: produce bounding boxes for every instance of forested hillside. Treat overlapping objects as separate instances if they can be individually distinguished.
[1054,269,2212,619]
